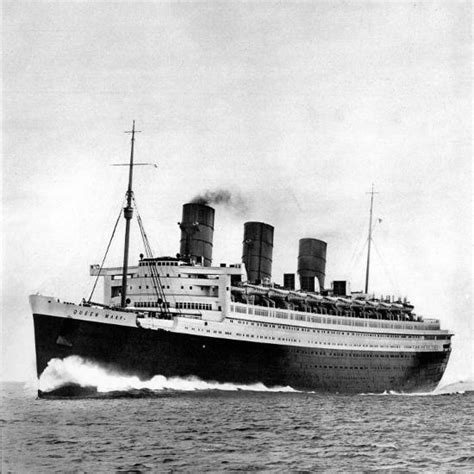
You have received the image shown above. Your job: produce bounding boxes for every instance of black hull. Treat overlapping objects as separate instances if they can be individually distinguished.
[33,314,450,396]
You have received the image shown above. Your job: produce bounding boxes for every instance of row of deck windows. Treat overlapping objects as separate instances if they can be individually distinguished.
[181,325,440,350]
[125,284,216,291]
[292,349,412,358]
[135,301,171,308]
[303,365,402,370]
[228,319,447,341]
[210,330,429,349]
[176,302,212,311]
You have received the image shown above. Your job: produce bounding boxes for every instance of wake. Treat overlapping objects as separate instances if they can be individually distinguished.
[38,356,297,394]
[361,380,474,397]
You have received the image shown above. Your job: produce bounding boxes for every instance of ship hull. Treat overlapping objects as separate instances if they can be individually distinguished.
[33,313,450,396]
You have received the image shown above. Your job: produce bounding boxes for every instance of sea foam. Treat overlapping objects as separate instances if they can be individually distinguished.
[38,356,297,393]
[361,379,474,397]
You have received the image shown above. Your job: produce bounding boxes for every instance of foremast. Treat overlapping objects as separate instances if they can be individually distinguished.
[121,121,140,308]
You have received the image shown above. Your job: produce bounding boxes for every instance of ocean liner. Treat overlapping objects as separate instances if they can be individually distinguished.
[30,123,452,395]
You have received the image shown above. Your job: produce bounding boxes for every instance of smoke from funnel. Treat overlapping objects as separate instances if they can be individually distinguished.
[191,188,249,215]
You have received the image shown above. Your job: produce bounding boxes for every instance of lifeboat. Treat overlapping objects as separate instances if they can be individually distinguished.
[350,299,366,309]
[390,303,404,310]
[287,291,306,303]
[240,283,269,296]
[307,294,324,305]
[337,297,352,305]
[267,288,289,299]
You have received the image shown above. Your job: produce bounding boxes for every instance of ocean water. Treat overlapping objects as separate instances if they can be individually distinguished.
[2,360,473,472]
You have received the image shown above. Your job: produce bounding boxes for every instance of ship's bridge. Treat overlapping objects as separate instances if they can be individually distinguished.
[90,257,246,313]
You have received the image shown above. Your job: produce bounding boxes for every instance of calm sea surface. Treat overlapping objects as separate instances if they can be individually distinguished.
[2,382,473,472]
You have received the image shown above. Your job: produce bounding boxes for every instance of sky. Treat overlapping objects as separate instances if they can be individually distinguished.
[2,0,472,385]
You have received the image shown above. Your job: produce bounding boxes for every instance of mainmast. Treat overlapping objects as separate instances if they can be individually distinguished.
[364,184,378,294]
[120,121,140,307]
